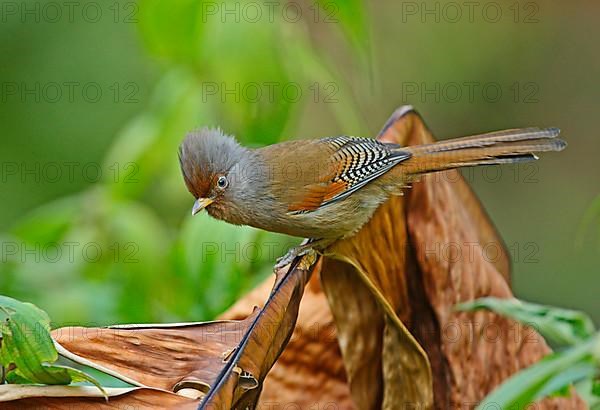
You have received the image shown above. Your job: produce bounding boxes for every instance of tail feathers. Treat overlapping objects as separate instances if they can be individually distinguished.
[399,127,565,175]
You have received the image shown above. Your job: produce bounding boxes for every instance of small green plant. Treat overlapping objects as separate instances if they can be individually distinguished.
[0,295,106,396]
[457,297,600,409]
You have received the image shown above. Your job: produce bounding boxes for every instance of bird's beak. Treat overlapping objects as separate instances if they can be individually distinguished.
[191,197,214,216]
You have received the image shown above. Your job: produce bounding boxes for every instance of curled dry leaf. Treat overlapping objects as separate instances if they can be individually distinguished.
[1,254,319,409]
[320,182,434,409]
[394,108,583,409]
[1,314,256,409]
[221,267,354,409]
[200,251,318,408]
[0,386,198,409]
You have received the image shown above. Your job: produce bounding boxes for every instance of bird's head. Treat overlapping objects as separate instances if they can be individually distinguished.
[178,128,253,220]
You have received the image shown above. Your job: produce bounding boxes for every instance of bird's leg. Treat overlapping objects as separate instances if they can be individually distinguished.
[274,238,330,271]
[274,239,316,271]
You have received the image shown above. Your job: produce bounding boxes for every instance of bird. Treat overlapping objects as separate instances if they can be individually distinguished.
[178,108,566,269]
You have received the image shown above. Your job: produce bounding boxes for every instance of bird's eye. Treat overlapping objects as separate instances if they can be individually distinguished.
[216,175,228,189]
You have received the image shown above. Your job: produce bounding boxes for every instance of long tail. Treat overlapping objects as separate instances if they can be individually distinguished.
[398,127,566,175]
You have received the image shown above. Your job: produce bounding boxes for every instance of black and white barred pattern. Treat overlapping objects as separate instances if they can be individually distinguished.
[320,136,411,206]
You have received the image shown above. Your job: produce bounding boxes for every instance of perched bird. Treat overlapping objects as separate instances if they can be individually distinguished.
[179,108,566,268]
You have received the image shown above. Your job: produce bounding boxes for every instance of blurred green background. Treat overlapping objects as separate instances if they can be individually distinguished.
[0,0,598,326]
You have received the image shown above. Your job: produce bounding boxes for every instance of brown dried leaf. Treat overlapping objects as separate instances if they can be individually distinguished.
[319,258,385,409]
[2,253,319,409]
[316,107,436,410]
[221,268,354,409]
[321,193,434,410]
[200,253,319,408]
[1,388,199,409]
[1,314,257,409]
[398,109,584,408]
[55,317,258,391]
[378,106,512,282]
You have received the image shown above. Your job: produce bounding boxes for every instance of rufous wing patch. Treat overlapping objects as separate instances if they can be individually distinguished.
[287,181,349,213]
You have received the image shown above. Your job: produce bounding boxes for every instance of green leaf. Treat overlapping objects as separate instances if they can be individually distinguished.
[0,296,51,329]
[54,354,135,389]
[537,362,596,399]
[456,297,596,346]
[43,364,107,396]
[1,307,66,385]
[476,333,600,410]
[0,296,54,372]
[593,377,600,396]
[574,377,600,409]
[0,296,106,397]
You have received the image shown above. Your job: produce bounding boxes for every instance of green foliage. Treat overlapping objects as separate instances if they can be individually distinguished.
[0,296,106,396]
[457,298,600,409]
[173,214,295,318]
[456,297,596,346]
[0,0,369,325]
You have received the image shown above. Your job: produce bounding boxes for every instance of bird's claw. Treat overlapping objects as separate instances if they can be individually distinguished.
[273,246,312,272]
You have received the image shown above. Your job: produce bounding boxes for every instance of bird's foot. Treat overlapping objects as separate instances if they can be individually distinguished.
[273,239,320,272]
[274,246,310,272]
